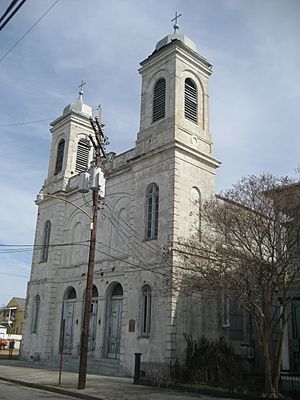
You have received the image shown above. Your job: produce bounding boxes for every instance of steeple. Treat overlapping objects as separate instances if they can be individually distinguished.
[43,85,94,194]
[136,24,218,170]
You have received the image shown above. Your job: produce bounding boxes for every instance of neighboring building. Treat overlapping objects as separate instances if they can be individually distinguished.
[0,297,25,335]
[21,29,221,374]
[268,183,300,374]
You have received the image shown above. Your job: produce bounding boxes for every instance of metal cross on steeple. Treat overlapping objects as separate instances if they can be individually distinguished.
[78,80,86,94]
[171,11,182,34]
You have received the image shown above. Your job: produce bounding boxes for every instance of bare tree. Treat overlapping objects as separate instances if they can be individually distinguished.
[175,174,300,398]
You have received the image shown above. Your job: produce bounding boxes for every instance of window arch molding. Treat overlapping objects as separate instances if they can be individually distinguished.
[41,220,51,262]
[145,183,159,240]
[54,138,65,175]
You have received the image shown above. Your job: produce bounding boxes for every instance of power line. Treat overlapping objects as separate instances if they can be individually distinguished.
[0,0,60,63]
[0,117,56,127]
[0,0,28,32]
[0,271,28,278]
[0,0,19,23]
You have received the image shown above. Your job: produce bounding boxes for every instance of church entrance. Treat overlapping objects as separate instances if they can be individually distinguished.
[62,287,76,353]
[105,283,123,359]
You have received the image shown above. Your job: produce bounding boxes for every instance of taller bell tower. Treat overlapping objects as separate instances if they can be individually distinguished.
[136,31,216,166]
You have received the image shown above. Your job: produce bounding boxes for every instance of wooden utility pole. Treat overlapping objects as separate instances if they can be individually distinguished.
[78,116,107,389]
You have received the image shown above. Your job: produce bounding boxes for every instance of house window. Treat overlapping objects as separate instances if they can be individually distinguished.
[32,295,40,333]
[221,295,230,328]
[145,183,159,239]
[54,139,65,175]
[75,138,90,172]
[184,78,198,123]
[152,78,166,122]
[41,220,51,262]
[141,285,151,336]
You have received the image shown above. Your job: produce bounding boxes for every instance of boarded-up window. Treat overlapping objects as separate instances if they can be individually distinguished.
[41,220,51,262]
[141,285,151,336]
[75,138,90,172]
[31,295,40,333]
[145,183,159,239]
[184,78,198,123]
[152,78,166,122]
[54,139,65,175]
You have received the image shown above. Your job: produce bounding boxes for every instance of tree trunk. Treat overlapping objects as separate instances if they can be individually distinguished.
[262,335,278,398]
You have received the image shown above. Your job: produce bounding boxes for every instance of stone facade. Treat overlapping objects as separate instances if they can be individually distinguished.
[22,32,222,375]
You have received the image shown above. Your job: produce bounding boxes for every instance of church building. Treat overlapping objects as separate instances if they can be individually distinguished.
[22,28,223,375]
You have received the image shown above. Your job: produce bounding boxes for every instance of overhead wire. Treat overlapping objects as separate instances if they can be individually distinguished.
[0,0,60,63]
[0,117,56,127]
[104,198,161,257]
[0,0,28,32]
[0,0,19,24]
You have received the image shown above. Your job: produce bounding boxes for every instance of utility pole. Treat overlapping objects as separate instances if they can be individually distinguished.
[78,116,107,390]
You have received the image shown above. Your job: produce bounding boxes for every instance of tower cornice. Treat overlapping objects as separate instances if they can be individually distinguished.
[140,39,212,75]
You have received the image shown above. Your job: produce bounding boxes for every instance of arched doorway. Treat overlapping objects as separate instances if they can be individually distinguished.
[105,283,123,359]
[62,287,76,352]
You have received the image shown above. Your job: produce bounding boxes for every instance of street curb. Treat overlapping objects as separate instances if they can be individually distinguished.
[0,376,105,400]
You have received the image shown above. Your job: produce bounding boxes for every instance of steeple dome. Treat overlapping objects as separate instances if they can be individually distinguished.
[62,89,92,118]
[155,33,197,52]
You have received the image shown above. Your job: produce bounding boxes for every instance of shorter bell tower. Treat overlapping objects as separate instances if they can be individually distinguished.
[44,87,95,194]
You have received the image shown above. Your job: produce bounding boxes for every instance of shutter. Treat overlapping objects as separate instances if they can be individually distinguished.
[75,138,90,172]
[54,139,65,175]
[153,78,166,122]
[185,78,198,123]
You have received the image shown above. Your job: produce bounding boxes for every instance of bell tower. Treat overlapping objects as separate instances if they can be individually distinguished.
[136,29,216,165]
[43,87,94,194]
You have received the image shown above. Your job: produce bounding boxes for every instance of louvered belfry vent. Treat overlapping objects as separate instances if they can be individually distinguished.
[54,139,65,175]
[152,78,166,122]
[76,138,90,172]
[184,78,198,123]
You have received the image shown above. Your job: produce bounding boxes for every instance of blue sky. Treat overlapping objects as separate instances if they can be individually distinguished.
[0,0,299,306]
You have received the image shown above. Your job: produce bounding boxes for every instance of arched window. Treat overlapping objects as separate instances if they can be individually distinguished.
[152,78,166,122]
[31,295,40,333]
[75,138,90,172]
[145,183,159,239]
[54,139,65,175]
[184,78,198,123]
[141,285,151,336]
[41,220,51,262]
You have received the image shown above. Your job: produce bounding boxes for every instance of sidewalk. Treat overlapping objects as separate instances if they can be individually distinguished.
[0,359,234,400]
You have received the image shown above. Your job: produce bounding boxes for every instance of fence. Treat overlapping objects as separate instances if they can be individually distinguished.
[133,354,300,398]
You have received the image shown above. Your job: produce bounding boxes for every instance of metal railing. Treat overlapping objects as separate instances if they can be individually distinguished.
[133,355,300,398]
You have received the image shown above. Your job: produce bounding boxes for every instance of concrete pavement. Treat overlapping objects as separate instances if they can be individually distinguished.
[0,360,235,400]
